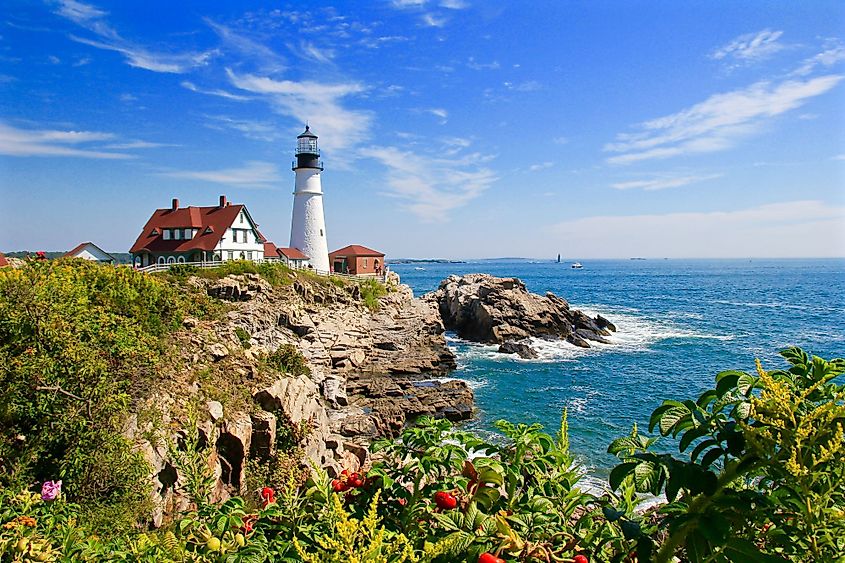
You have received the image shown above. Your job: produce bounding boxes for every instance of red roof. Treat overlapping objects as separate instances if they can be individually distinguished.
[278,247,309,260]
[130,203,265,254]
[263,241,280,259]
[0,252,7,267]
[329,244,385,258]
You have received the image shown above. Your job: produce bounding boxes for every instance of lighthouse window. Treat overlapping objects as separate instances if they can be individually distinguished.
[320,229,324,236]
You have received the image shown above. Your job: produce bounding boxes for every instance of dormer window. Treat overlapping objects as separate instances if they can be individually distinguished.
[174,229,181,240]
[184,228,193,239]
[151,228,159,236]
[163,230,171,240]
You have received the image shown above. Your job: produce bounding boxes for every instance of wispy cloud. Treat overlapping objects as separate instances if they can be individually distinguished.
[359,146,496,221]
[834,154,845,161]
[605,74,843,164]
[181,80,251,101]
[440,0,469,8]
[55,0,216,73]
[504,80,541,92]
[202,115,284,142]
[101,140,176,149]
[159,160,282,188]
[225,69,371,152]
[611,173,722,191]
[0,121,130,158]
[711,29,786,63]
[421,13,447,27]
[793,41,845,76]
[549,200,845,258]
[426,108,448,124]
[468,57,500,70]
[299,41,335,63]
[204,18,286,74]
[529,161,554,171]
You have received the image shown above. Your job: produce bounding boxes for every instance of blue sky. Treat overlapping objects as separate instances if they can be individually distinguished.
[1,0,844,258]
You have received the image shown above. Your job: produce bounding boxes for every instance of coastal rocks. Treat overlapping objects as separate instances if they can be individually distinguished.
[207,273,271,301]
[426,273,616,348]
[498,341,539,359]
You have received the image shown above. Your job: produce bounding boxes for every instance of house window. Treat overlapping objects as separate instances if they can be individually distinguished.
[247,251,253,260]
[363,258,368,268]
[167,257,175,264]
[174,229,181,240]
[177,256,185,263]
[184,228,192,239]
[240,252,245,259]
[240,213,244,224]
[228,251,234,260]
[157,256,166,265]
[163,230,171,240]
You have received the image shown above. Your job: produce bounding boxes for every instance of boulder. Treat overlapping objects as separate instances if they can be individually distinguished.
[498,341,539,359]
[425,274,616,349]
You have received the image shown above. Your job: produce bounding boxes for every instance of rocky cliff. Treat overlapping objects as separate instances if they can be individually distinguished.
[126,271,471,525]
[425,273,616,354]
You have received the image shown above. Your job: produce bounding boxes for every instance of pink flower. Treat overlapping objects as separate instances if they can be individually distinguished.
[41,480,62,501]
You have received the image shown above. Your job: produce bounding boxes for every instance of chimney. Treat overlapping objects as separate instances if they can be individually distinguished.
[219,195,227,208]
[171,198,179,210]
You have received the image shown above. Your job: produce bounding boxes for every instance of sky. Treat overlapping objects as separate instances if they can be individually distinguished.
[1,0,844,259]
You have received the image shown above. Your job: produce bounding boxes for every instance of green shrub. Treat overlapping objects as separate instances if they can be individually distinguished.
[262,344,311,377]
[0,260,203,532]
[192,260,294,287]
[235,327,252,348]
[359,278,387,311]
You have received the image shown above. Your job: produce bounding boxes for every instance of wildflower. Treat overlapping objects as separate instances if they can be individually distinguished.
[3,516,37,529]
[41,480,62,501]
[260,486,275,507]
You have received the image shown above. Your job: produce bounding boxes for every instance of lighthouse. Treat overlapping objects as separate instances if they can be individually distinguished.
[290,125,330,273]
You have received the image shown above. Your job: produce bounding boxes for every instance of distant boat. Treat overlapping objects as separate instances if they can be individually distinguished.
[571,262,583,269]
[557,254,561,263]
[414,266,426,270]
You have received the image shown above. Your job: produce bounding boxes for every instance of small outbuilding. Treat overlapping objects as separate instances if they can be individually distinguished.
[263,242,310,269]
[0,252,8,267]
[65,242,115,263]
[330,244,385,276]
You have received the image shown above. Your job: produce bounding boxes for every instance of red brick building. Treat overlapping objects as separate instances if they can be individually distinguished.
[329,245,385,276]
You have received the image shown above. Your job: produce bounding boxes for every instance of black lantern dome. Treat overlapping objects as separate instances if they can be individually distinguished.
[293,125,323,170]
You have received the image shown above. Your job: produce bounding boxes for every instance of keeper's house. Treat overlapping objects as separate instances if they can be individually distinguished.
[330,245,385,276]
[130,196,266,268]
[65,242,115,263]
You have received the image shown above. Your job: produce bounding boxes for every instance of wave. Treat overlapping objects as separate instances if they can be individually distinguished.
[446,307,735,365]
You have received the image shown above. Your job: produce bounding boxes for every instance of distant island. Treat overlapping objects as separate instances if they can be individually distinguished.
[387,258,467,264]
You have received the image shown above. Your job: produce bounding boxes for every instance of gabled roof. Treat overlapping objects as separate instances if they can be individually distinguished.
[65,242,115,261]
[0,252,7,267]
[329,244,385,257]
[263,242,309,261]
[278,247,309,260]
[130,202,265,254]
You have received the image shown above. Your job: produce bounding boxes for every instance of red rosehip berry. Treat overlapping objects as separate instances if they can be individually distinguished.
[574,555,589,563]
[478,553,505,563]
[349,472,364,488]
[331,479,347,492]
[434,491,458,510]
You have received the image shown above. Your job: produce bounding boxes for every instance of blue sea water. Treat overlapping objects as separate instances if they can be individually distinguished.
[389,259,845,480]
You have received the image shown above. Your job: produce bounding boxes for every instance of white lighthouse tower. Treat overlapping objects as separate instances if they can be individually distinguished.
[290,125,330,273]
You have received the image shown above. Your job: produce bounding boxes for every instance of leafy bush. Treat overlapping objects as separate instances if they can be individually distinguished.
[359,278,387,311]
[191,260,294,287]
[0,260,211,534]
[262,344,311,377]
[234,327,252,348]
[607,347,845,562]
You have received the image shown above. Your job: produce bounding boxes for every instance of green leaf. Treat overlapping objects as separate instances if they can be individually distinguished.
[691,439,719,462]
[648,403,676,433]
[723,538,787,563]
[679,424,710,453]
[700,447,725,470]
[659,405,692,436]
[609,462,638,490]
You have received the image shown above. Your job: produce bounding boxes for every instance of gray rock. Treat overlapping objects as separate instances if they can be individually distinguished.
[498,341,539,359]
[208,343,228,360]
[207,400,224,421]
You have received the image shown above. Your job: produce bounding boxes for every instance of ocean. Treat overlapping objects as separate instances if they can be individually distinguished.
[389,258,845,481]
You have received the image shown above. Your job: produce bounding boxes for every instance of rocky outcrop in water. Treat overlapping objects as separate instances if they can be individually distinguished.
[425,273,616,349]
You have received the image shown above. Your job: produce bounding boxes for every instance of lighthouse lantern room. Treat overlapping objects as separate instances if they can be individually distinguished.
[289,125,330,273]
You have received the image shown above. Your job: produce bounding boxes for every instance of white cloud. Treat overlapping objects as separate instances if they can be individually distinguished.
[159,161,282,189]
[834,154,845,161]
[300,41,335,63]
[203,115,284,142]
[225,69,371,152]
[468,57,500,70]
[47,55,61,64]
[204,18,286,74]
[391,0,426,6]
[421,13,447,27]
[611,173,722,191]
[504,80,541,92]
[0,121,129,159]
[181,80,251,101]
[359,146,497,221]
[426,108,448,124]
[55,0,215,73]
[793,42,845,76]
[102,140,175,149]
[605,74,843,164]
[529,162,554,171]
[549,200,845,258]
[440,0,468,8]
[711,29,785,63]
